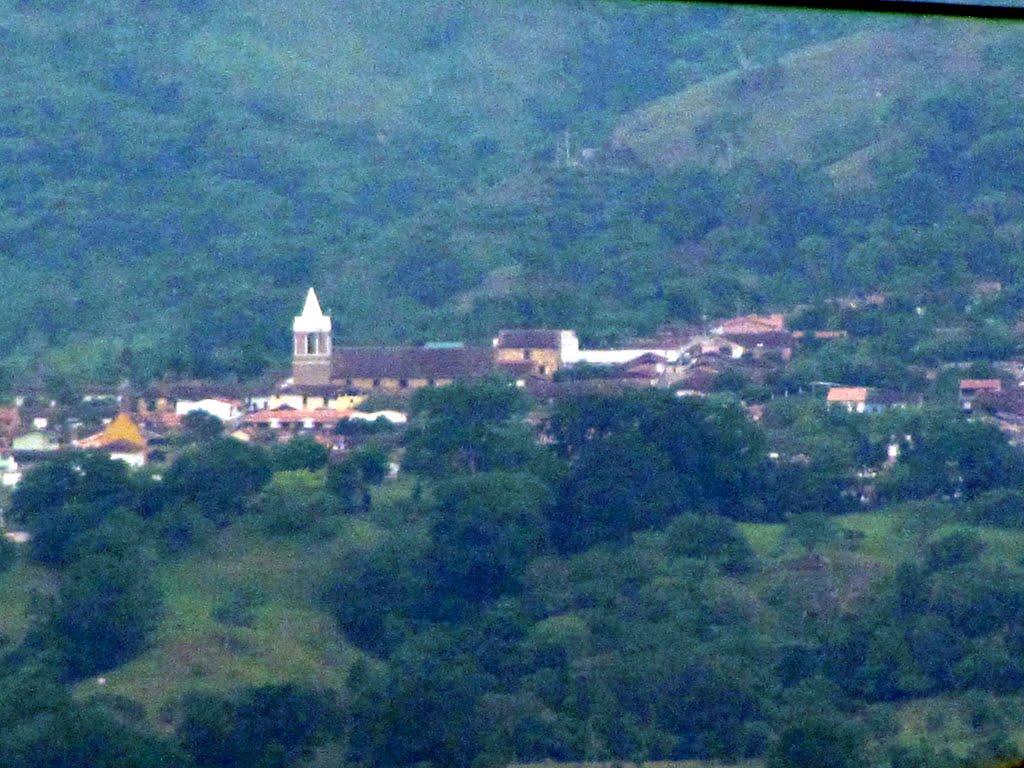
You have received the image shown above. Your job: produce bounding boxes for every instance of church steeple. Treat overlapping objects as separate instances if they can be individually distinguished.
[292,288,333,386]
[293,288,331,335]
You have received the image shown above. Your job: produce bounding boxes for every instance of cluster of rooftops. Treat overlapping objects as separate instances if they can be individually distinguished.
[3,290,1022,487]
[289,288,816,391]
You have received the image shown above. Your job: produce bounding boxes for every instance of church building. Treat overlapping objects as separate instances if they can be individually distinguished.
[290,288,581,394]
[291,288,494,392]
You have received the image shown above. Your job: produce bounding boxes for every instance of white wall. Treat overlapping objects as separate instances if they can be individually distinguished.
[175,399,240,422]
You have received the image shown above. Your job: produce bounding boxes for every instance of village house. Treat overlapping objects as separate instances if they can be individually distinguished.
[959,379,1002,410]
[285,289,813,403]
[0,406,21,450]
[262,385,365,413]
[0,455,20,487]
[826,386,914,414]
[617,352,671,385]
[349,410,408,425]
[76,412,148,468]
[791,330,849,342]
[721,331,795,362]
[493,329,579,377]
[682,335,745,360]
[11,430,60,455]
[243,405,351,438]
[970,389,1024,444]
[711,313,786,335]
[175,397,244,424]
[331,346,496,392]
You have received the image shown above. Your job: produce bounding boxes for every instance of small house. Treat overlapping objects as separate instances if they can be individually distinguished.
[76,413,148,467]
[494,329,580,378]
[959,379,1002,410]
[827,387,914,414]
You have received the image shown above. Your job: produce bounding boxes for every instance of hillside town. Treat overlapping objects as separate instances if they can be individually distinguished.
[2,287,1021,492]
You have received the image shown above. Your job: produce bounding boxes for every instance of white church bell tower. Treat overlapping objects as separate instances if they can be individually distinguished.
[292,288,333,386]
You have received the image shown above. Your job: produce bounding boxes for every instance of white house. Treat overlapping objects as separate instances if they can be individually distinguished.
[175,398,242,423]
[348,410,408,425]
[0,455,20,487]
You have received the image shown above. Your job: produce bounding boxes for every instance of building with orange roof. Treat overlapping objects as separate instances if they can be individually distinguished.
[827,387,869,412]
[243,406,351,431]
[0,406,21,450]
[712,313,786,335]
[959,379,1002,410]
[827,386,915,414]
[76,413,147,467]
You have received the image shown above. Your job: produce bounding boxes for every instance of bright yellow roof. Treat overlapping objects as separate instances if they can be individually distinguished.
[79,413,145,449]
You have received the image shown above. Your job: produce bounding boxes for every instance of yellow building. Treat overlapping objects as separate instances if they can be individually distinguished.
[493,329,579,378]
[266,389,366,411]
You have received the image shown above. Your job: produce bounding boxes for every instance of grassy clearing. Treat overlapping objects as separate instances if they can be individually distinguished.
[837,511,919,566]
[78,522,362,722]
[738,522,784,558]
[614,24,1012,171]
[892,694,1024,758]
[0,557,54,644]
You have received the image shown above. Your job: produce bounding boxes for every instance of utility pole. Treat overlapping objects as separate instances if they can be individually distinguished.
[563,128,576,167]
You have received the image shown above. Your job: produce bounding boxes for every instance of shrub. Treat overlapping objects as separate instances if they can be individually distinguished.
[971,488,1024,528]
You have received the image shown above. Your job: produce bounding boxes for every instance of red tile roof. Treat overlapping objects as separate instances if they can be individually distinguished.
[332,347,494,380]
[827,387,869,403]
[244,408,351,425]
[959,379,1002,392]
[718,314,786,334]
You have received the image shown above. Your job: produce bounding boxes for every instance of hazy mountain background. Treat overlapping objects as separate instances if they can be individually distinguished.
[2,0,1024,384]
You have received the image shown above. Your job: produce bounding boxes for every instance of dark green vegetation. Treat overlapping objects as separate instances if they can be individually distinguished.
[3,1,1024,388]
[3,385,1024,767]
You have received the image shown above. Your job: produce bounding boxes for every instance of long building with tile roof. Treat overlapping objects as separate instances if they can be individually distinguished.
[290,289,577,391]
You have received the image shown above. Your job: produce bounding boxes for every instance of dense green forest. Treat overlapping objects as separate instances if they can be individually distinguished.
[4,384,1024,767]
[3,1,1024,385]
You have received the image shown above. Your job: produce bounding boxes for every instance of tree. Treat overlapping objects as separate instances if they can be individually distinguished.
[178,684,342,768]
[924,528,985,572]
[9,460,77,529]
[429,472,552,611]
[970,488,1024,528]
[404,379,539,476]
[270,435,329,472]
[664,513,754,573]
[767,714,866,768]
[377,628,494,768]
[783,512,842,553]
[326,445,390,512]
[250,470,341,533]
[0,665,185,768]
[163,438,272,524]
[877,408,1024,501]
[554,428,684,552]
[322,528,434,653]
[905,614,964,690]
[45,543,163,679]
[549,391,769,520]
[28,501,107,568]
[180,410,224,442]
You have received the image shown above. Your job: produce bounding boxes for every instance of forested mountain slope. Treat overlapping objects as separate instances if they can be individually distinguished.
[1,1,1023,386]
